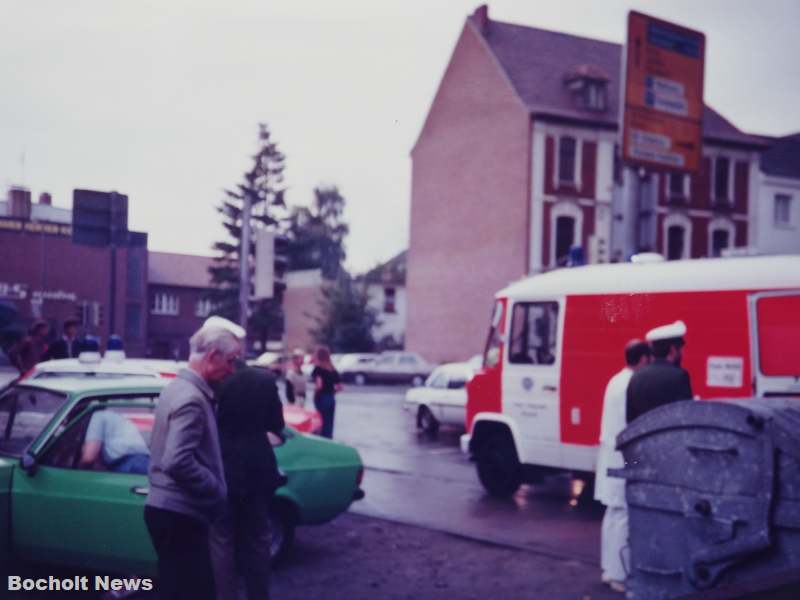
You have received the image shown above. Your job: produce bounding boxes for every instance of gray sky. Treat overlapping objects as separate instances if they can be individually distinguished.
[2,0,798,273]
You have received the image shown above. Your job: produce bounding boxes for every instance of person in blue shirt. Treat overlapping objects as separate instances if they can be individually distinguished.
[79,409,150,474]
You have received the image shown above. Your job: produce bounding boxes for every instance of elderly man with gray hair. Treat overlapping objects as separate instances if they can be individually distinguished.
[144,323,243,600]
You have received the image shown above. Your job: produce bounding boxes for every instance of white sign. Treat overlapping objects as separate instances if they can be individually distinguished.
[253,229,275,300]
[706,356,744,388]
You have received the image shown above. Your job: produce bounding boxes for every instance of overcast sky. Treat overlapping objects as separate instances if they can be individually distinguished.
[2,0,798,273]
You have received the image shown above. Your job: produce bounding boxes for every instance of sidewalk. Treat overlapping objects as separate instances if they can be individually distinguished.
[273,512,619,600]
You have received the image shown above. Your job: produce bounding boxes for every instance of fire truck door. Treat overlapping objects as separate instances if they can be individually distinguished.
[503,300,562,467]
[749,290,800,396]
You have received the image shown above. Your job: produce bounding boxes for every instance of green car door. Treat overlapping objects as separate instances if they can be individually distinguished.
[0,456,15,569]
[11,398,158,577]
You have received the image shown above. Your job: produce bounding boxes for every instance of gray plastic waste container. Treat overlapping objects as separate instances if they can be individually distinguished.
[611,397,800,599]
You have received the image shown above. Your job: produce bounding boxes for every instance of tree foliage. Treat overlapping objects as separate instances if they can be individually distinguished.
[310,273,377,353]
[208,123,286,344]
[284,186,348,279]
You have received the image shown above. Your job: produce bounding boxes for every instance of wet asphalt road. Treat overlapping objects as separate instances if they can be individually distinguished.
[332,384,604,565]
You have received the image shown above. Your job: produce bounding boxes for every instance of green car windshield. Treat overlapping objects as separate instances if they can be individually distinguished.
[0,387,67,457]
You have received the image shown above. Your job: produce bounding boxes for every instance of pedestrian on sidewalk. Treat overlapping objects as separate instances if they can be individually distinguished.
[144,324,242,600]
[44,318,80,360]
[596,338,651,592]
[8,319,50,374]
[210,366,286,600]
[311,345,342,439]
[285,348,308,406]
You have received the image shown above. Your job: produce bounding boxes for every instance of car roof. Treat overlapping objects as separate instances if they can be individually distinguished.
[17,376,167,396]
[34,357,164,375]
[432,362,475,376]
[499,255,800,298]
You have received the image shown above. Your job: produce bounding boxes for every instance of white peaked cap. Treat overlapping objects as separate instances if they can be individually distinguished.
[646,320,687,342]
[202,316,246,339]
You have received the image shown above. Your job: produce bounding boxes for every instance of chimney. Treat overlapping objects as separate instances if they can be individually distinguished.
[9,186,32,220]
[39,192,52,206]
[472,5,489,33]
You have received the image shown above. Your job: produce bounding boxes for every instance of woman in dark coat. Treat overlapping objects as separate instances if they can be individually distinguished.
[311,346,342,439]
[210,366,285,600]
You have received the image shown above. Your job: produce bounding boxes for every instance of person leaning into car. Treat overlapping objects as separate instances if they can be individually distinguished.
[144,324,242,600]
[79,409,150,474]
[210,366,286,600]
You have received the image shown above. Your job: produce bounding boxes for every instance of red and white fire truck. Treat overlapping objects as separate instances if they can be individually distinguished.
[462,254,800,497]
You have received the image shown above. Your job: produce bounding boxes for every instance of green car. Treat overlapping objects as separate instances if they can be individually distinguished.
[0,377,365,577]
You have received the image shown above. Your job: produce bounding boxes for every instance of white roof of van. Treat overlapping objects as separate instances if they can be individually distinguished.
[499,255,800,298]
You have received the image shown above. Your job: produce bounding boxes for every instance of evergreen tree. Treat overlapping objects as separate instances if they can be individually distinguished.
[310,272,377,353]
[208,124,286,346]
[285,186,348,279]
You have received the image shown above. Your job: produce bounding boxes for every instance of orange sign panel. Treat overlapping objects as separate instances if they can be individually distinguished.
[622,11,705,172]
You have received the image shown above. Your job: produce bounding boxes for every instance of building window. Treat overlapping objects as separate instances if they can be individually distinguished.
[666,225,686,260]
[710,229,730,257]
[151,293,179,316]
[508,301,559,365]
[195,298,214,318]
[668,172,689,201]
[555,216,576,266]
[550,202,583,267]
[383,287,396,314]
[708,219,735,258]
[585,82,606,110]
[775,194,792,226]
[558,136,577,184]
[713,156,731,205]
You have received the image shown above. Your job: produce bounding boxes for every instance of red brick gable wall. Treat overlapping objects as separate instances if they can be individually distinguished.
[407,22,531,363]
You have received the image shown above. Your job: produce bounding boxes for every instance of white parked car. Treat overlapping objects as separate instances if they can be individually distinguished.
[405,362,477,433]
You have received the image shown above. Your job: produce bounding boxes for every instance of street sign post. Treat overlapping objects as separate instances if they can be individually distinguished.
[622,11,705,173]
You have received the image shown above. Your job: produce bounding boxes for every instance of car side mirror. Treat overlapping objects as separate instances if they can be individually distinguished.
[21,451,38,476]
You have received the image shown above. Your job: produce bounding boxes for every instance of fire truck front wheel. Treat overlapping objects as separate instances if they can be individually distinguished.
[476,432,522,497]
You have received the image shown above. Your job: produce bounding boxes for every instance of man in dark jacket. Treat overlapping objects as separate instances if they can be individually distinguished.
[145,324,242,600]
[210,366,286,600]
[627,320,693,423]
[44,318,80,360]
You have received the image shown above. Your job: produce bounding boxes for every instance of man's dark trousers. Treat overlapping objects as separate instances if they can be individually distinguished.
[144,505,216,600]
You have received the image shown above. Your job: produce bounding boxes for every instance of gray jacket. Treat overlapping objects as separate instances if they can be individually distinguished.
[146,368,227,523]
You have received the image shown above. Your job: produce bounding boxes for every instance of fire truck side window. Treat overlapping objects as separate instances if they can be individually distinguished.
[508,302,559,366]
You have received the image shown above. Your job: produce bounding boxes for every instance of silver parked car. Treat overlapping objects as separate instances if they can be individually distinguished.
[345,351,436,386]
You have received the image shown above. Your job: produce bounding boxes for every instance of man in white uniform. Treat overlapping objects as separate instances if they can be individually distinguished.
[595,339,652,592]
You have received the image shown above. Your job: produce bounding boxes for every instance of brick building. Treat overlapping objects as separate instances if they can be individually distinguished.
[0,187,148,356]
[282,269,325,353]
[407,6,767,363]
[147,251,216,359]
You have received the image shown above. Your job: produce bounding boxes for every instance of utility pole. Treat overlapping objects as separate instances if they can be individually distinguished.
[238,192,252,331]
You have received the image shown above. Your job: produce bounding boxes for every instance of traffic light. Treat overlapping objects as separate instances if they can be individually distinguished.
[73,302,87,325]
[91,302,104,327]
